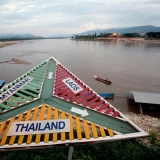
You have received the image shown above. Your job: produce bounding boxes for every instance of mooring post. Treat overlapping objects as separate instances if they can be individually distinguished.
[139,103,144,116]
[67,146,74,160]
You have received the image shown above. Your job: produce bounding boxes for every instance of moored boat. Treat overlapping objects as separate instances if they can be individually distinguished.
[98,93,114,99]
[0,80,5,89]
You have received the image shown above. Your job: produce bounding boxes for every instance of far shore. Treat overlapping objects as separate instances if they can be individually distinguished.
[0,41,21,48]
[72,38,160,44]
[1,39,160,49]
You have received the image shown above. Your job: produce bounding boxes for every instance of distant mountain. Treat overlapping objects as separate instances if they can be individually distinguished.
[75,25,160,36]
[0,33,43,39]
[1,25,160,38]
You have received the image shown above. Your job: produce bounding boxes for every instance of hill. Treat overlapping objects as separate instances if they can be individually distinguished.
[0,34,43,39]
[76,25,160,36]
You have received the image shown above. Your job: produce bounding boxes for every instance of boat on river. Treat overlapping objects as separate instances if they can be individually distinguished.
[98,93,114,99]
[0,80,5,89]
[93,75,112,84]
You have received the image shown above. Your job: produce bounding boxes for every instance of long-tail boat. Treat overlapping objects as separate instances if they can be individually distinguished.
[93,75,112,84]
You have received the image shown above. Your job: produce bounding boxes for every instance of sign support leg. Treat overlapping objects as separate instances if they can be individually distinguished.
[139,103,143,116]
[67,146,74,160]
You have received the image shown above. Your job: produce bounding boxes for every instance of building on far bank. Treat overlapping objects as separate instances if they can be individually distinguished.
[140,32,145,37]
[108,32,122,38]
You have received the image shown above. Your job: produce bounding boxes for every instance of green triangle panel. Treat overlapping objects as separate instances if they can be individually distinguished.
[0,61,47,113]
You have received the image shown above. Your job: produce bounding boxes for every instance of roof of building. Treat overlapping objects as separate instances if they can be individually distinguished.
[113,33,117,36]
[131,91,160,105]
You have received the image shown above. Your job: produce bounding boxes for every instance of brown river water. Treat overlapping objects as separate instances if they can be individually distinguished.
[0,39,160,117]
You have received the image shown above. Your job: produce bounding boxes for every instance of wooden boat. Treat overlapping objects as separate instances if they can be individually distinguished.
[98,93,114,99]
[93,75,112,84]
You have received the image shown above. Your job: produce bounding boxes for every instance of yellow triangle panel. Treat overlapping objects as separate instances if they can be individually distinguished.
[0,104,114,150]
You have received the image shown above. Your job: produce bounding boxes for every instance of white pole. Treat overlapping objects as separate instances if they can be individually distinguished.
[67,146,74,160]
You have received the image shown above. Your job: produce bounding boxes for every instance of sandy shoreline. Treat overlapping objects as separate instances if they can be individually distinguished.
[0,41,21,48]
[121,38,160,44]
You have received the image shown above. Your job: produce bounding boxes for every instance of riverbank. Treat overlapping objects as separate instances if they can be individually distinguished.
[0,41,21,48]
[122,111,160,142]
[72,38,160,44]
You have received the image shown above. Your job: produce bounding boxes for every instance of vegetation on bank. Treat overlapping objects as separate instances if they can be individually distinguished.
[72,32,160,39]
[0,37,69,42]
[0,37,45,42]
[146,32,160,38]
[0,132,159,160]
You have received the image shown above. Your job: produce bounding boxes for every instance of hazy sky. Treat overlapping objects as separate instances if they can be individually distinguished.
[0,0,160,36]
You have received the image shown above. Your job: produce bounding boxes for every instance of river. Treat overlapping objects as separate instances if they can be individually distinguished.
[0,39,160,117]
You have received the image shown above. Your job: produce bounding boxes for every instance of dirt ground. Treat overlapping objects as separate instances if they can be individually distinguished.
[122,111,160,138]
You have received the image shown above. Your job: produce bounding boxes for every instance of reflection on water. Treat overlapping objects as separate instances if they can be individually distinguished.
[0,39,160,117]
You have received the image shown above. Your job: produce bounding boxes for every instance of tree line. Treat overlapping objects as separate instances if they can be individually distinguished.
[0,37,45,41]
[146,32,160,38]
[73,32,160,39]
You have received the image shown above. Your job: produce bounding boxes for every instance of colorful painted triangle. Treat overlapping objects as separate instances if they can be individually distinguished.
[0,57,148,151]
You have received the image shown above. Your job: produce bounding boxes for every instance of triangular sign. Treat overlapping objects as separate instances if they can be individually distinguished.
[0,57,148,151]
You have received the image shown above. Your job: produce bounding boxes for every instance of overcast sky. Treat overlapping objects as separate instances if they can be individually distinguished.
[0,0,160,36]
